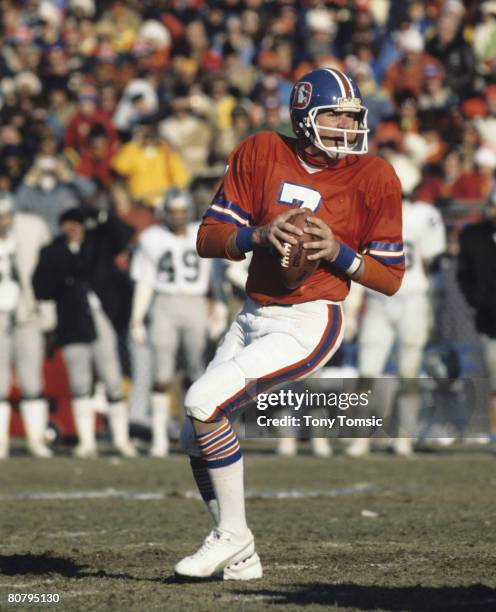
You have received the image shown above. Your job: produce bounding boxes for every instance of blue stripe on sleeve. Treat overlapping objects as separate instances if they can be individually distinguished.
[364,241,404,252]
[204,209,244,227]
[212,197,252,222]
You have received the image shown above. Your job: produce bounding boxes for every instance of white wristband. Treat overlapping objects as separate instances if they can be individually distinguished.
[347,254,363,276]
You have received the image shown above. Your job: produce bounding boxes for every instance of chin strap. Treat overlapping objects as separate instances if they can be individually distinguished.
[296,141,332,168]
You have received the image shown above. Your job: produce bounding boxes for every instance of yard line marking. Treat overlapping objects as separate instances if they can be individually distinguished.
[0,489,164,501]
[0,580,55,587]
[0,483,381,501]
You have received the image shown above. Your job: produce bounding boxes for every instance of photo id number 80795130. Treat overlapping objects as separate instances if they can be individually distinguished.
[5,593,61,604]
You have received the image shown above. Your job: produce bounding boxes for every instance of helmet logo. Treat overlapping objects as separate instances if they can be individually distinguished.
[292,82,312,109]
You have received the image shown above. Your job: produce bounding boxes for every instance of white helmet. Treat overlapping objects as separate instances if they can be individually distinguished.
[160,189,193,230]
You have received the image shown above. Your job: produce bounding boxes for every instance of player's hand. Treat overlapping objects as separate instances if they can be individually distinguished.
[130,321,147,345]
[252,208,306,256]
[303,217,340,262]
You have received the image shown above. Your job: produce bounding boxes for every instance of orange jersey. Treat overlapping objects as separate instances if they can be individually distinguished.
[202,131,404,305]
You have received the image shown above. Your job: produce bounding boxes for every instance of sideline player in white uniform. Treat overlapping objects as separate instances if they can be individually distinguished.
[130,190,212,457]
[0,193,55,458]
[347,199,446,457]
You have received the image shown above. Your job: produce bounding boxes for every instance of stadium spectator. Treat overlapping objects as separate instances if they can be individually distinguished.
[32,206,136,458]
[207,76,237,132]
[224,47,258,96]
[46,87,77,143]
[16,142,95,236]
[159,96,213,176]
[76,123,116,190]
[304,5,339,61]
[64,83,118,163]
[452,146,496,202]
[472,1,496,75]
[414,148,464,206]
[0,192,55,459]
[417,62,452,112]
[425,3,476,96]
[475,85,496,150]
[383,29,435,101]
[133,19,171,72]
[113,73,160,136]
[112,119,190,208]
[210,104,254,165]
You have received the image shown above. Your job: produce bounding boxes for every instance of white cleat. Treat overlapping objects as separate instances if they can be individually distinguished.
[345,438,370,458]
[393,438,413,457]
[223,552,263,581]
[277,438,297,457]
[116,442,138,458]
[311,437,332,458]
[174,528,255,578]
[73,444,98,459]
[433,437,455,447]
[149,444,169,458]
[28,443,53,458]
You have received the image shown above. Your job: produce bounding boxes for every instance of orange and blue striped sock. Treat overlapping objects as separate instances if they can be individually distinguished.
[196,421,242,469]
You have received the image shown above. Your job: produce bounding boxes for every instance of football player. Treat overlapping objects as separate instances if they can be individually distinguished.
[174,68,404,580]
[346,195,446,457]
[130,190,212,457]
[0,193,55,458]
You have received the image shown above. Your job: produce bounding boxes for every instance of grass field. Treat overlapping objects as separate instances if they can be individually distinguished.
[1,442,495,611]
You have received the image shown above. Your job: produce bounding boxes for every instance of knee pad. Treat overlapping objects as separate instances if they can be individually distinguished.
[184,380,214,422]
[179,418,201,457]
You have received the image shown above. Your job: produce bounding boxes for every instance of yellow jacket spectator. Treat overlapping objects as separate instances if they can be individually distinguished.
[112,121,190,207]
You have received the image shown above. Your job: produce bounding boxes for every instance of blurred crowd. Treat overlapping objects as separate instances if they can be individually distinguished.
[1,0,496,457]
[0,0,495,220]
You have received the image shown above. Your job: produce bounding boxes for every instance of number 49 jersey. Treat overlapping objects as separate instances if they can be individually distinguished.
[131,222,211,296]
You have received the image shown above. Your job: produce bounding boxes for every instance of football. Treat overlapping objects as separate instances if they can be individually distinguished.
[280,208,319,290]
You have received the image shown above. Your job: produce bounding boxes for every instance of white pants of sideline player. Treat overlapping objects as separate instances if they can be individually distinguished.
[63,307,135,458]
[181,298,344,446]
[63,307,124,400]
[359,293,430,378]
[0,313,52,458]
[351,292,430,457]
[150,294,208,384]
[0,313,44,399]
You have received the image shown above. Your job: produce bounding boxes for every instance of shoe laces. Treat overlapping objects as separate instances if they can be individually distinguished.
[191,529,225,559]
